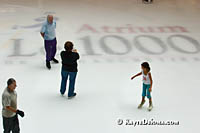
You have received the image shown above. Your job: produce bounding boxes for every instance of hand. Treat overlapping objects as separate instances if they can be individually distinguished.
[72,49,77,53]
[16,110,25,118]
[149,88,152,92]
[131,76,135,80]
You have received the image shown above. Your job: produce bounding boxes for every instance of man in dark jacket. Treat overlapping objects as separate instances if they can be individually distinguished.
[60,41,80,98]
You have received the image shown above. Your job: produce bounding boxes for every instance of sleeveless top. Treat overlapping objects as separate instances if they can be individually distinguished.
[142,71,151,85]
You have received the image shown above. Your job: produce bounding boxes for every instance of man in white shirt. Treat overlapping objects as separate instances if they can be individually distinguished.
[40,15,59,69]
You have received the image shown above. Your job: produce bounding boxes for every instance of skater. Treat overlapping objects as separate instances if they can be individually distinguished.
[40,15,59,69]
[143,0,153,4]
[60,41,80,98]
[2,78,25,133]
[131,62,153,111]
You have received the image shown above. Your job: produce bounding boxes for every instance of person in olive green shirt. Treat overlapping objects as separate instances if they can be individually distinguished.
[2,78,25,133]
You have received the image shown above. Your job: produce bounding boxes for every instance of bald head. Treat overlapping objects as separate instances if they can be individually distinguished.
[47,15,53,24]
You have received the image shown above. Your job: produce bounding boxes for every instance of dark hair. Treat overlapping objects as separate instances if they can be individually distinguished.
[7,78,16,86]
[141,62,151,72]
[64,41,73,52]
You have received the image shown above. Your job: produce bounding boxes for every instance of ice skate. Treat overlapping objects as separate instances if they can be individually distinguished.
[52,58,59,63]
[46,61,51,69]
[68,93,77,99]
[143,0,153,4]
[148,104,153,111]
[138,100,145,109]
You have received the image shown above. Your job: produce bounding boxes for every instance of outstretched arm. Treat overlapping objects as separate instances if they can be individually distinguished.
[131,72,142,80]
[148,73,153,92]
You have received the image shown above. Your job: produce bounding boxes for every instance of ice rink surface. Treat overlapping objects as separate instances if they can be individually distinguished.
[0,0,200,132]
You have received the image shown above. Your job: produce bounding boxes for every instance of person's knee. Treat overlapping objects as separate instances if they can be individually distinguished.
[13,126,20,133]
[62,75,68,79]
[142,89,146,97]
[147,94,151,99]
[142,93,146,97]
[69,78,75,82]
[61,72,68,78]
[69,76,76,81]
[13,129,20,133]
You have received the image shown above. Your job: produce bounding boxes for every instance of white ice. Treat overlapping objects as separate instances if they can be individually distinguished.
[0,0,200,132]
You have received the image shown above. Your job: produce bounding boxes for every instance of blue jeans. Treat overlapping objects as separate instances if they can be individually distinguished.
[60,69,77,97]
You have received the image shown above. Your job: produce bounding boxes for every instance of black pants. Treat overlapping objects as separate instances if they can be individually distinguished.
[3,115,20,133]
